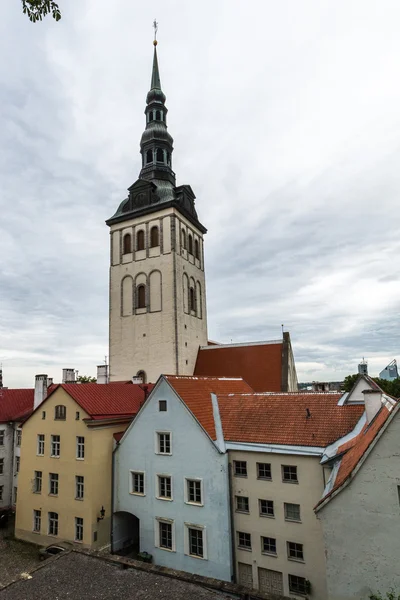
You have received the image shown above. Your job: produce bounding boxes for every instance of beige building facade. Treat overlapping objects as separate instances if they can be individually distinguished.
[16,386,135,549]
[229,448,328,599]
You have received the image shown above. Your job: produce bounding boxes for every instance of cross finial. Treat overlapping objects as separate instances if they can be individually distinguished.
[153,19,158,46]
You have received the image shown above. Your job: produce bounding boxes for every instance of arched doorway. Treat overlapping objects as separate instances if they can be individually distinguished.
[112,511,140,556]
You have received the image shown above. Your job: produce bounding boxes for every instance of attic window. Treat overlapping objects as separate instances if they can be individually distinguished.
[54,405,66,420]
[76,412,80,421]
[159,400,167,412]
[42,411,46,420]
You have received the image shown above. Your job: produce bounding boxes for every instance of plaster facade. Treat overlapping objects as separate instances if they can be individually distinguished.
[317,411,400,600]
[0,422,21,511]
[229,449,328,599]
[109,207,207,384]
[15,388,127,549]
[113,378,232,581]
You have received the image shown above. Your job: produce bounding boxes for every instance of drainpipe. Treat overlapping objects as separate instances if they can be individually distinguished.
[8,423,15,510]
[110,441,118,554]
[228,461,237,583]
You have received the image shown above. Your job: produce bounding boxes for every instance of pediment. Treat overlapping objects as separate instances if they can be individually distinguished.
[122,179,160,214]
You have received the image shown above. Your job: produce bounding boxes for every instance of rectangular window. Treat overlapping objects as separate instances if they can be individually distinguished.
[287,541,304,561]
[16,430,22,447]
[49,473,59,496]
[42,411,46,420]
[37,434,45,456]
[0,430,4,446]
[157,475,172,499]
[55,405,66,420]
[75,476,84,500]
[237,531,251,550]
[51,435,60,457]
[236,496,249,513]
[289,574,308,595]
[233,460,247,477]
[131,471,145,495]
[157,432,171,454]
[257,462,272,480]
[0,485,3,501]
[75,517,84,542]
[259,499,274,517]
[48,511,58,536]
[159,521,172,550]
[188,527,204,558]
[282,465,298,483]
[33,510,41,533]
[284,502,301,522]
[34,471,42,493]
[159,400,167,411]
[13,487,17,504]
[0,458,4,475]
[76,412,80,420]
[15,456,20,473]
[262,536,277,555]
[186,479,202,504]
[76,436,85,459]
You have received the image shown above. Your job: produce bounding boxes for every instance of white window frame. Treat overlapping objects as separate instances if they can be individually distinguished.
[75,517,84,542]
[155,517,175,552]
[184,522,207,560]
[76,436,85,460]
[130,470,145,496]
[155,431,172,455]
[37,434,45,456]
[16,429,22,447]
[48,511,58,536]
[34,470,42,493]
[33,509,41,533]
[50,435,60,458]
[156,474,173,501]
[49,473,59,496]
[75,475,84,500]
[184,477,204,506]
[284,502,301,522]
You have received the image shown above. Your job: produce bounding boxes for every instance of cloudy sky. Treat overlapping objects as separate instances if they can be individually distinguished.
[1,0,400,387]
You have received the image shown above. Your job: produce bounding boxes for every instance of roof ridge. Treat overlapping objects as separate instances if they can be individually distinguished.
[199,339,282,350]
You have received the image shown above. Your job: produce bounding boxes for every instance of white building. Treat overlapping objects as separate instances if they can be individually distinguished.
[112,375,253,581]
[316,380,399,600]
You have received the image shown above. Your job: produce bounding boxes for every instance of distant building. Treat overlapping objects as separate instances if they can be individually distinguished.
[357,359,368,376]
[379,359,398,381]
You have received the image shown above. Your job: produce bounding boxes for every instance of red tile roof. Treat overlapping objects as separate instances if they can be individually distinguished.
[0,388,34,422]
[194,342,283,392]
[165,376,254,440]
[113,431,125,442]
[46,383,154,419]
[317,403,397,507]
[217,393,364,446]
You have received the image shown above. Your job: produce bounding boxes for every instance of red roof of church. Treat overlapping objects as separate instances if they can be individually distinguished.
[0,388,34,422]
[165,376,254,440]
[194,341,283,392]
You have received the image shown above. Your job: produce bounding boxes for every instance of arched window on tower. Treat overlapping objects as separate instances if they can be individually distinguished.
[150,226,159,248]
[181,229,186,249]
[149,111,154,122]
[194,239,200,260]
[136,230,145,251]
[189,286,196,313]
[156,110,161,121]
[123,233,132,254]
[156,148,164,162]
[167,152,171,165]
[136,284,146,309]
[188,234,193,255]
[146,150,153,164]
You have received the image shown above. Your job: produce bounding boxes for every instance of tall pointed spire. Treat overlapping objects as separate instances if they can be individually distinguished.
[150,45,161,91]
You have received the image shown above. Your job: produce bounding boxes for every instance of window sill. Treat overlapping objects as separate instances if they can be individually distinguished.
[33,491,42,495]
[185,501,204,507]
[285,518,302,523]
[129,492,145,497]
[32,530,41,534]
[48,494,58,497]
[155,453,172,457]
[289,590,307,597]
[156,496,173,502]
[257,477,272,482]
[233,474,248,478]
[235,510,250,515]
[158,546,175,553]
[50,456,60,459]
[288,557,305,563]
[237,546,252,552]
[36,454,44,458]
[76,458,85,461]
[75,497,84,501]
[261,551,277,557]
[187,553,207,560]
[259,514,275,519]
[282,480,299,484]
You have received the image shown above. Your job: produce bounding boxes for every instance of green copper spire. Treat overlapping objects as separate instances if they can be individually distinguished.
[150,44,161,90]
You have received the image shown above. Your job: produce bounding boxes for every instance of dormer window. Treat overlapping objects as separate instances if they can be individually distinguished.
[54,405,66,421]
[146,150,153,164]
[156,148,164,162]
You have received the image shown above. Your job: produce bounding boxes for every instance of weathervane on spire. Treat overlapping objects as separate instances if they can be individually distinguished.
[153,19,158,46]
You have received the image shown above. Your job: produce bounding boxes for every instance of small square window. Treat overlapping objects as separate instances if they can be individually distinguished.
[159,400,167,412]
[235,496,249,513]
[284,503,301,522]
[261,536,277,555]
[289,574,308,595]
[259,499,274,517]
[282,465,298,483]
[233,461,247,477]
[257,462,272,480]
[237,531,251,550]
[287,541,304,561]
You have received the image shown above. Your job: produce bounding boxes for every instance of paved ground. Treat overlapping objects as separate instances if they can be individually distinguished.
[0,524,41,589]
[0,552,238,600]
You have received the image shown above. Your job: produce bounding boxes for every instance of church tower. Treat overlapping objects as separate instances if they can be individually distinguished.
[107,38,208,383]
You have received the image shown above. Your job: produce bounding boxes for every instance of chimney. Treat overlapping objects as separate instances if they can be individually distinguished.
[62,368,76,384]
[97,365,109,385]
[47,377,53,388]
[34,374,48,410]
[362,389,382,423]
[0,366,3,389]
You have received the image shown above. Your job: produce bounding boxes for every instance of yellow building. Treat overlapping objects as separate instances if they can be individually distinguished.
[16,382,148,549]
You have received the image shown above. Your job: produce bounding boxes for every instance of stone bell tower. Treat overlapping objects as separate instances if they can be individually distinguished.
[106,37,208,383]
